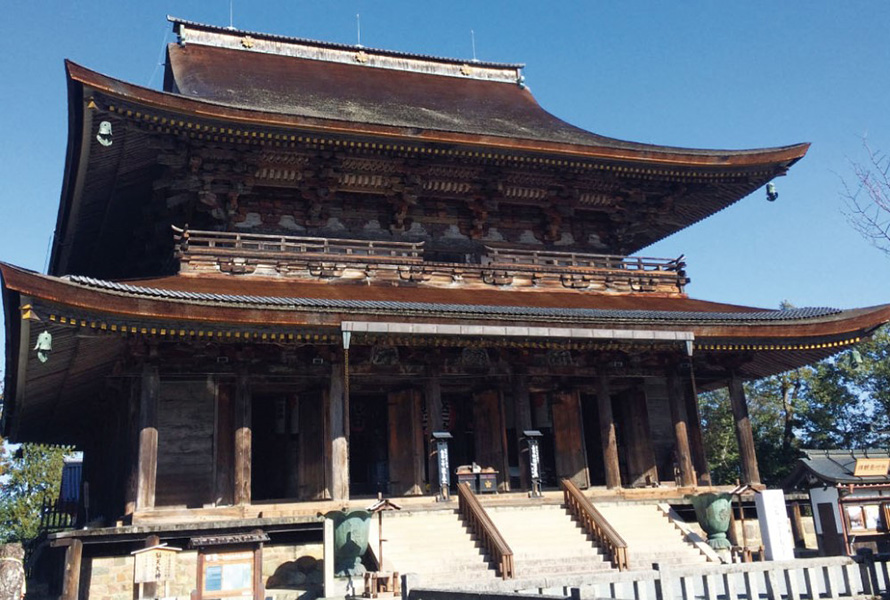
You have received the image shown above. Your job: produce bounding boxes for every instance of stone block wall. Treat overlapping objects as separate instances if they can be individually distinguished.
[86,551,198,600]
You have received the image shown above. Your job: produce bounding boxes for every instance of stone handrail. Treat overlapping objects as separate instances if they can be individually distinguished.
[561,478,629,571]
[456,482,514,580]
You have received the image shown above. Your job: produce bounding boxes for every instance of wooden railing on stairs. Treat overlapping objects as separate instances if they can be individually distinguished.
[456,482,514,579]
[561,478,629,571]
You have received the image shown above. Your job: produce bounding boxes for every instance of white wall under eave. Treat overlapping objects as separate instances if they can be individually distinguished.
[809,486,841,535]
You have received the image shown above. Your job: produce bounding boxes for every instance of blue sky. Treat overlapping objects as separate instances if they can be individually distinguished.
[0,2,888,310]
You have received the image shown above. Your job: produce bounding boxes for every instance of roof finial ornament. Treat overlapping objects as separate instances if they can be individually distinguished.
[356,13,363,48]
[227,0,235,30]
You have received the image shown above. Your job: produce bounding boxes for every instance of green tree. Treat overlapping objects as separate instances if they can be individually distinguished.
[0,442,71,542]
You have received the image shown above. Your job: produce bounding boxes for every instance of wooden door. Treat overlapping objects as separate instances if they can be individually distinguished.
[817,503,846,556]
[298,391,328,500]
[388,389,424,496]
[551,390,590,489]
[473,389,510,492]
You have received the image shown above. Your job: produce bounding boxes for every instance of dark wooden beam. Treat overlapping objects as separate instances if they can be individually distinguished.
[329,360,349,501]
[60,538,83,600]
[622,386,658,486]
[136,363,159,510]
[512,373,533,491]
[729,375,761,485]
[684,368,712,485]
[215,379,235,505]
[425,370,444,488]
[124,377,139,516]
[597,377,621,489]
[667,370,696,487]
[234,367,252,505]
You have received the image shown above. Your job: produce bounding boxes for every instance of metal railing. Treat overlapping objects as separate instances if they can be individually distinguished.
[456,482,514,580]
[561,478,629,571]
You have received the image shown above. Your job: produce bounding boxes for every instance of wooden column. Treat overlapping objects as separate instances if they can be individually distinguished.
[136,363,159,511]
[329,361,349,501]
[512,374,533,490]
[729,374,761,485]
[552,389,590,489]
[623,386,659,486]
[215,379,235,505]
[597,377,621,489]
[789,501,806,548]
[667,370,696,487]
[234,368,252,505]
[60,538,83,600]
[683,369,711,485]
[425,371,444,487]
[124,377,139,516]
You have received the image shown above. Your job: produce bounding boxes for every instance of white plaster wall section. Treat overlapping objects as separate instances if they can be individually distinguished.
[235,212,263,228]
[278,215,306,232]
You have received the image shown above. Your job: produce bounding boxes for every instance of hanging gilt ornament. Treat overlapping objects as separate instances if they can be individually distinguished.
[34,330,52,363]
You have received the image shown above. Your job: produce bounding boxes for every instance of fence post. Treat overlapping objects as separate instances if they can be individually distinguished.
[857,548,876,597]
[653,562,672,600]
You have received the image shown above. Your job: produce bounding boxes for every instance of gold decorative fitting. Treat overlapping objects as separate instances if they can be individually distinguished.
[460,64,473,76]
[355,51,369,64]
[241,36,255,49]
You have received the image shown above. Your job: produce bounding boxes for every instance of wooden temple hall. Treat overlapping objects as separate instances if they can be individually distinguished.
[4,15,890,597]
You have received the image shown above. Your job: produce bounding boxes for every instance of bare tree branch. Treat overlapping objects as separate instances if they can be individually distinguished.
[842,138,890,256]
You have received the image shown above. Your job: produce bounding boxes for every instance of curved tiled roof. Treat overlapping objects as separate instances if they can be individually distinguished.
[67,274,840,324]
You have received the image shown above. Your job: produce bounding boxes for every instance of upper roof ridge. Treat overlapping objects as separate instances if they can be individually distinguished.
[168,15,525,84]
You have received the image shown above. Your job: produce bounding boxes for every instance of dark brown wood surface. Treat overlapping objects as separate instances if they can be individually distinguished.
[298,390,328,500]
[552,389,590,489]
[621,387,658,486]
[729,375,761,485]
[667,371,695,486]
[473,389,510,492]
[215,380,235,505]
[60,538,82,600]
[597,377,621,489]
[234,369,253,504]
[136,363,159,510]
[388,389,424,495]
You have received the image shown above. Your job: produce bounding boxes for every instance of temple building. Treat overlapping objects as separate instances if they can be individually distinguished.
[4,16,890,599]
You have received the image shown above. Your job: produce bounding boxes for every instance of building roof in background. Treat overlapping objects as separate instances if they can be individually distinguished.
[785,449,890,488]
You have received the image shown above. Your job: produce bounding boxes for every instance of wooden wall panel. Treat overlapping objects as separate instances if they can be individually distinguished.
[551,390,590,489]
[155,380,215,507]
[388,389,424,496]
[298,390,328,500]
[643,378,675,482]
[473,389,510,492]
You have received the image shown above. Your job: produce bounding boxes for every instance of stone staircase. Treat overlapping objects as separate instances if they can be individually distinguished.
[594,502,711,570]
[379,508,498,585]
[485,504,613,578]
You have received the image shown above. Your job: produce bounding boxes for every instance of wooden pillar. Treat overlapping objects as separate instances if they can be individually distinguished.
[234,368,252,505]
[329,360,349,501]
[789,501,806,548]
[136,363,159,511]
[729,374,761,485]
[512,374,533,490]
[60,538,83,600]
[683,368,711,485]
[124,377,139,516]
[623,386,659,486]
[215,379,235,505]
[667,370,696,487]
[425,371,444,487]
[597,377,621,489]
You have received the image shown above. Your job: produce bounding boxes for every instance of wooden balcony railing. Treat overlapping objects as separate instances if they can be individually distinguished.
[561,478,629,571]
[173,226,424,262]
[456,482,514,579]
[485,245,685,274]
[171,227,687,293]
